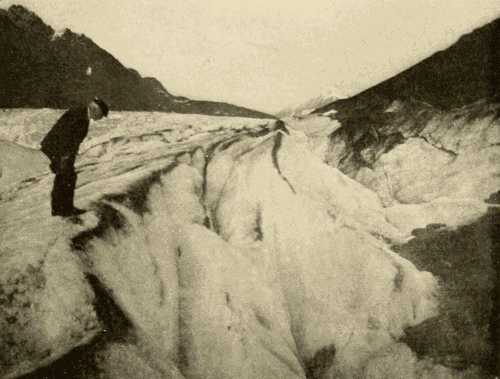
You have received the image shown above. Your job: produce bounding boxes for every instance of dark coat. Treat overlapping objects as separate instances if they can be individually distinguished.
[41,106,90,159]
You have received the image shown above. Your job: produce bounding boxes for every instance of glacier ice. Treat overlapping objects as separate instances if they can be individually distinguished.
[2,109,490,378]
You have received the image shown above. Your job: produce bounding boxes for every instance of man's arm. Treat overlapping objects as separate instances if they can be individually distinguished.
[41,108,82,158]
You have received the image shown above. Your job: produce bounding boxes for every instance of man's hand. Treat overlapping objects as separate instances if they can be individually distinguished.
[59,155,73,173]
[50,155,74,174]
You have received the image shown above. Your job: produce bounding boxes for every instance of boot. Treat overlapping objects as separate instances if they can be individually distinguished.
[69,207,86,216]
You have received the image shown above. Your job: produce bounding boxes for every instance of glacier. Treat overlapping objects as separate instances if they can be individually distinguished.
[0,108,497,378]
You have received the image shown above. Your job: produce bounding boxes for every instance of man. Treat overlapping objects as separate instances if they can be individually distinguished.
[41,97,109,217]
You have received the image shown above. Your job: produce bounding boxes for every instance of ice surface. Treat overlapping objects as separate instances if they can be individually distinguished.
[1,108,487,378]
[288,100,500,234]
[0,140,48,192]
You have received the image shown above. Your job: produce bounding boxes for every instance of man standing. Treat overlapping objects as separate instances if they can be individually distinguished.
[41,98,109,217]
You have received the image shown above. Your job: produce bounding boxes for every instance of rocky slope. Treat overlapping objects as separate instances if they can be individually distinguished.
[315,17,500,116]
[0,5,272,119]
[7,109,493,378]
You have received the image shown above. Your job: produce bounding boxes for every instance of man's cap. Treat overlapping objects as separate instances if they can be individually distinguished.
[93,97,109,117]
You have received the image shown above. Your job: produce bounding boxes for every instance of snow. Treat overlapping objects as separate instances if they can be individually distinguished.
[1,107,490,378]
[204,131,437,376]
[0,208,100,379]
[277,88,343,117]
[284,116,341,161]
[50,29,65,41]
[384,100,404,113]
[385,197,491,236]
[359,137,499,204]
[295,99,500,235]
[0,140,48,192]
[178,225,304,379]
[362,343,484,378]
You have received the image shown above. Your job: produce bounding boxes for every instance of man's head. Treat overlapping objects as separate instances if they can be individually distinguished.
[88,97,109,121]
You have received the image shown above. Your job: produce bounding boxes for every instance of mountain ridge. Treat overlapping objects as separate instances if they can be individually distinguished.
[0,5,274,119]
[314,16,500,116]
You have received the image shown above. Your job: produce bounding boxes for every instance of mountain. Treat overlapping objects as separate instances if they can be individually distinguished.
[0,5,273,119]
[276,88,342,118]
[288,18,500,119]
[314,16,500,117]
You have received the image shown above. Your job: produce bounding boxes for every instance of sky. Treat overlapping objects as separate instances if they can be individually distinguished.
[2,0,500,113]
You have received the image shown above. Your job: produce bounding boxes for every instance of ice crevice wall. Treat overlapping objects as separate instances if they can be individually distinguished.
[54,129,442,379]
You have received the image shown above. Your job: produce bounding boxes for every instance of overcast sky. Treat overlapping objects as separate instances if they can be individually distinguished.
[2,0,500,113]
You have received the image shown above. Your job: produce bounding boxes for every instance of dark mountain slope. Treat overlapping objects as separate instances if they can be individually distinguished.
[315,17,500,116]
[0,5,273,119]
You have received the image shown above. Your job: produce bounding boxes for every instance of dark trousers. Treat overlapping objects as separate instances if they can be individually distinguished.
[49,155,77,214]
